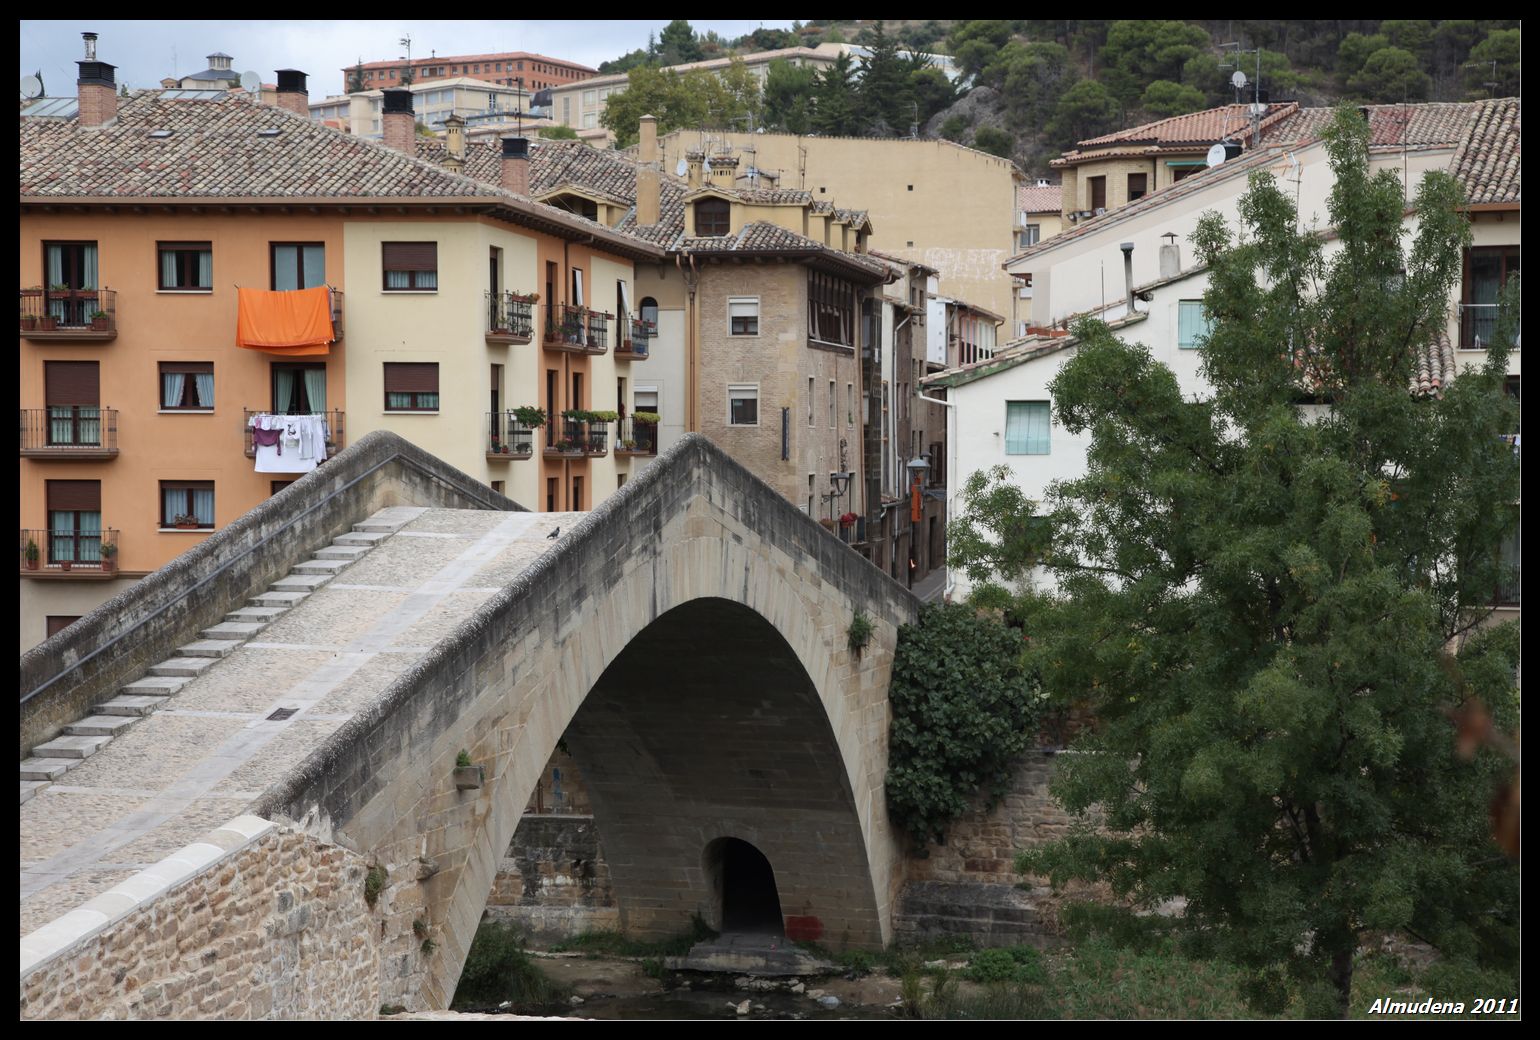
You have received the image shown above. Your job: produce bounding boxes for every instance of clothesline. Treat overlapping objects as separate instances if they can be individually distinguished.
[248,412,330,474]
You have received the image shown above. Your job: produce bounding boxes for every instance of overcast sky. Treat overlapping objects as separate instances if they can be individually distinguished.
[19,20,802,98]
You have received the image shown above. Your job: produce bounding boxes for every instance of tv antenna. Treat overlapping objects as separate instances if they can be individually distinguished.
[1219,43,1266,147]
[20,74,43,100]
[1461,60,1499,97]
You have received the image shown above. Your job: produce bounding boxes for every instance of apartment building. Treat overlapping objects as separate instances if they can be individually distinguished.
[341,51,593,94]
[309,77,530,137]
[654,129,1024,321]
[19,45,660,650]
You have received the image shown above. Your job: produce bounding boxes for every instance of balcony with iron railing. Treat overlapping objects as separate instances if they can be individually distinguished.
[584,311,612,356]
[20,527,120,577]
[1495,565,1521,608]
[544,419,587,458]
[1459,303,1519,351]
[544,304,589,354]
[486,411,536,459]
[19,408,118,459]
[327,287,344,340]
[615,317,653,361]
[614,416,659,457]
[20,287,118,342]
[486,291,536,345]
[582,418,609,456]
[242,410,345,458]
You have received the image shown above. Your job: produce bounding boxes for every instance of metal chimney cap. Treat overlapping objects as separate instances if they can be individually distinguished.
[381,88,414,115]
[501,137,529,159]
[1119,242,1135,254]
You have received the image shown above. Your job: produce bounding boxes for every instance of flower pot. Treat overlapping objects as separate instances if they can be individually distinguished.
[453,765,484,791]
[59,560,72,572]
[91,317,110,331]
[38,316,58,331]
[25,557,39,571]
[102,558,116,574]
[175,522,200,530]
[20,316,38,331]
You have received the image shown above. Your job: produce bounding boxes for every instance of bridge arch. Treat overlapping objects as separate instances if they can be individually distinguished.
[255,435,920,1009]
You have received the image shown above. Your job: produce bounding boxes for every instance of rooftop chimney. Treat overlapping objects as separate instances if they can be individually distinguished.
[443,113,466,173]
[500,136,530,196]
[709,153,739,186]
[381,88,415,154]
[1159,232,1180,280]
[1120,242,1136,315]
[636,115,660,226]
[76,32,117,129]
[685,151,704,190]
[274,69,308,118]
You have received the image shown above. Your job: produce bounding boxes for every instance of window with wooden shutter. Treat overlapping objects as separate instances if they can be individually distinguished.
[44,362,101,446]
[384,362,440,411]
[382,242,438,291]
[160,480,216,529]
[46,480,102,564]
[157,241,212,290]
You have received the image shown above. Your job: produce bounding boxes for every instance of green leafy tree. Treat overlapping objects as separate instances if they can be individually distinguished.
[1000,42,1077,129]
[947,20,1013,81]
[1013,107,1520,1017]
[1099,20,1212,106]
[1336,32,1389,79]
[656,19,703,65]
[857,21,913,134]
[762,58,819,134]
[346,58,365,94]
[601,66,705,147]
[1381,19,1434,59]
[1046,80,1120,150]
[812,52,860,136]
[1139,79,1207,118]
[540,125,579,140]
[1466,29,1521,96]
[1349,46,1432,101]
[910,66,959,126]
[973,126,1015,159]
[598,48,652,76]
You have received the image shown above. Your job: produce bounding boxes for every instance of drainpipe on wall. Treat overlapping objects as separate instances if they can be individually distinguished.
[1120,242,1136,315]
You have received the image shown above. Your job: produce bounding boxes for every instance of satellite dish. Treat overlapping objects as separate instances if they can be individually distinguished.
[1206,142,1228,168]
[675,158,688,177]
[240,71,261,94]
[702,157,713,174]
[20,74,44,99]
[1230,71,1248,90]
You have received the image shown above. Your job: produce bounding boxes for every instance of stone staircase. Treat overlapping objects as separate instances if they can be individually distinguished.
[19,510,413,805]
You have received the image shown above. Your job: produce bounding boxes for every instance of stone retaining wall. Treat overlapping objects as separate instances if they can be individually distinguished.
[20,817,379,1020]
[485,815,618,940]
[20,431,521,757]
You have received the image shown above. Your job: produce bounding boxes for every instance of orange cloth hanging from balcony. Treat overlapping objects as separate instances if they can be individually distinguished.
[236,286,333,356]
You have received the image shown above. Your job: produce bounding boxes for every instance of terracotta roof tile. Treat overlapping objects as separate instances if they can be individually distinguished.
[1016,185,1060,212]
[1076,103,1298,149]
[1411,330,1458,398]
[1449,97,1521,205]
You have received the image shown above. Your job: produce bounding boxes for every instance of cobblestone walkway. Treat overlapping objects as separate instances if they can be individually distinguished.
[19,508,579,936]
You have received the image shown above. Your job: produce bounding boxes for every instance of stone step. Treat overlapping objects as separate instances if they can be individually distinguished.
[333,531,388,546]
[270,573,331,592]
[93,695,170,717]
[292,558,350,575]
[251,590,310,608]
[149,656,218,678]
[20,757,76,781]
[226,605,287,623]
[21,781,48,805]
[32,734,112,760]
[65,714,140,738]
[120,675,191,697]
[176,640,239,658]
[200,621,267,639]
[315,543,371,560]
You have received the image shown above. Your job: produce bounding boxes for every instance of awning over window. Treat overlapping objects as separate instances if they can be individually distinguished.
[236,286,333,356]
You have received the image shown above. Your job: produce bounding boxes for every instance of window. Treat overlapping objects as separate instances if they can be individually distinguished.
[695,198,731,237]
[808,377,815,426]
[1496,517,1520,607]
[1128,172,1147,201]
[808,271,856,346]
[1018,224,1040,251]
[829,380,836,428]
[161,481,215,529]
[272,363,326,414]
[1004,401,1051,454]
[847,383,854,426]
[46,480,101,564]
[1462,246,1520,348]
[271,243,326,291]
[43,242,100,324]
[382,241,438,291]
[384,363,439,411]
[1088,176,1106,211]
[729,297,759,336]
[158,241,212,291]
[46,616,82,639]
[270,481,294,496]
[728,385,759,426]
[44,361,101,445]
[159,361,214,411]
[1177,300,1211,349]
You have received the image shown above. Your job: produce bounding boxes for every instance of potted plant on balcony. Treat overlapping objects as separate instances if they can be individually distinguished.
[20,308,37,332]
[100,542,117,574]
[24,539,39,571]
[453,749,484,791]
[172,513,201,531]
[561,310,584,344]
[89,309,110,332]
[489,437,504,455]
[512,406,546,428]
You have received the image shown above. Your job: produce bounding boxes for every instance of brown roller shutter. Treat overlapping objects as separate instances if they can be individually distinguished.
[47,480,101,511]
[383,363,439,393]
[381,242,438,271]
[44,362,100,406]
[160,361,213,375]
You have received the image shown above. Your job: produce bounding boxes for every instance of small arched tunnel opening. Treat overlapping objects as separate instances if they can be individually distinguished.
[705,837,785,935]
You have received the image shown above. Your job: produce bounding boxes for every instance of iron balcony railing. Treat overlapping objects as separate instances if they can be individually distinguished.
[583,420,609,455]
[1459,303,1518,350]
[242,409,345,458]
[20,287,117,337]
[618,318,653,358]
[20,527,119,573]
[328,287,344,340]
[545,419,585,457]
[545,304,588,349]
[486,411,536,457]
[1495,565,1521,607]
[614,416,659,456]
[585,311,611,355]
[486,291,535,341]
[20,407,118,456]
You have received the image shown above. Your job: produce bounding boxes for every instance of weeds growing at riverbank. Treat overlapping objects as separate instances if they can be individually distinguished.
[452,923,570,1012]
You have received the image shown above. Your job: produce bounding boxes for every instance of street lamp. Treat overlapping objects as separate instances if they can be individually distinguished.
[906,456,930,588]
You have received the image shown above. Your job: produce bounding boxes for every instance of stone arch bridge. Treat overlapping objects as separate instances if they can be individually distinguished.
[20,432,920,1014]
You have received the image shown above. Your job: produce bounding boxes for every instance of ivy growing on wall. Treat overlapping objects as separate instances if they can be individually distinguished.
[885,603,1041,846]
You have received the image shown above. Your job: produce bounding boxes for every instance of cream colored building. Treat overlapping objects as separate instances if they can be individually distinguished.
[309,78,529,138]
